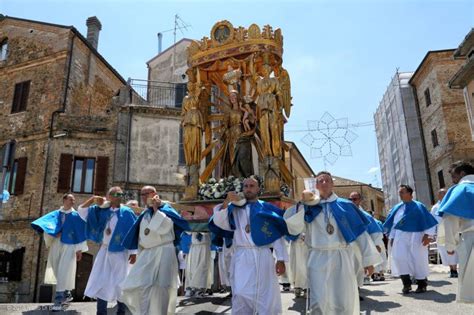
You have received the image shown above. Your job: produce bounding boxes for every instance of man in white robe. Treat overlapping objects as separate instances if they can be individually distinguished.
[78,186,137,315]
[121,185,188,314]
[284,172,380,315]
[185,232,212,298]
[31,194,88,311]
[430,188,459,277]
[384,185,437,294]
[438,161,474,303]
[348,192,386,287]
[211,177,288,315]
[289,233,308,298]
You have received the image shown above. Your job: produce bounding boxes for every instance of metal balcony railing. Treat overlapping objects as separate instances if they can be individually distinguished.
[128,79,186,108]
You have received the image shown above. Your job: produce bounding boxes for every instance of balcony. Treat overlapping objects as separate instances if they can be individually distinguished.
[128,79,186,108]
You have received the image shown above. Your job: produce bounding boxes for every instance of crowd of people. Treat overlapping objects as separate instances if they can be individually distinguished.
[30,161,474,314]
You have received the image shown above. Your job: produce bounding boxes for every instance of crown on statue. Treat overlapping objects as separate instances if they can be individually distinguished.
[187,20,284,67]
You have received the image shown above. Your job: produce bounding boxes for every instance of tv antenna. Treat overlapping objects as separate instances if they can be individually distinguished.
[157,14,191,54]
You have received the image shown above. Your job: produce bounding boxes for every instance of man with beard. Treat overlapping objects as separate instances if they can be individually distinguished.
[209,176,289,315]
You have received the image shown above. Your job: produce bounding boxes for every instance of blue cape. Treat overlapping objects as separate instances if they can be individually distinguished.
[122,203,190,250]
[179,232,192,253]
[360,208,384,234]
[437,182,474,219]
[31,210,87,245]
[208,200,290,247]
[303,198,370,243]
[383,200,438,233]
[86,205,137,252]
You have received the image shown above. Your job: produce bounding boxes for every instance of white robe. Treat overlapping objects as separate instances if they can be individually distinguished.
[186,232,212,289]
[78,206,136,302]
[43,208,89,292]
[120,209,178,315]
[218,244,233,287]
[372,232,388,273]
[389,204,435,279]
[213,203,288,315]
[431,203,459,266]
[284,194,381,315]
[443,213,474,303]
[290,234,308,289]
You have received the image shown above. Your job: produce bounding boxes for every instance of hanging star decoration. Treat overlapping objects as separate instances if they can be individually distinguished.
[301,112,358,165]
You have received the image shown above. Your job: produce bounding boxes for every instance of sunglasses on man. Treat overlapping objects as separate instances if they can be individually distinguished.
[110,192,125,197]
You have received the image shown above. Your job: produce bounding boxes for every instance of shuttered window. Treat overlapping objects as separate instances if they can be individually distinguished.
[7,157,27,195]
[57,154,108,195]
[94,156,109,195]
[11,81,30,113]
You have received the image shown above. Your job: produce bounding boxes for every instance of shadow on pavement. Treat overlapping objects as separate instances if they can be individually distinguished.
[361,296,402,313]
[287,296,307,315]
[405,290,456,303]
[428,280,452,288]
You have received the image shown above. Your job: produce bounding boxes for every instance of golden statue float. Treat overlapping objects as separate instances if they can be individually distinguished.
[181,20,293,203]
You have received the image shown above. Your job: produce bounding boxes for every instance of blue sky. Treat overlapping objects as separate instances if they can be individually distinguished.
[2,0,473,187]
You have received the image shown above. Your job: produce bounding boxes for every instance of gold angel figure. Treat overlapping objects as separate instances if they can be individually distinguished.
[255,63,283,158]
[182,82,204,166]
[278,67,292,118]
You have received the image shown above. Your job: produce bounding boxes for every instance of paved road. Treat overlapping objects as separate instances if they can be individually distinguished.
[2,265,473,314]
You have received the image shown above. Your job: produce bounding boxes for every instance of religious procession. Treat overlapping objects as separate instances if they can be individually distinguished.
[0,4,473,315]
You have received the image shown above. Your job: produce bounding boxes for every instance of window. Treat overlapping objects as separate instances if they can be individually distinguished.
[3,157,27,196]
[178,128,185,165]
[438,170,445,188]
[0,248,25,282]
[431,129,439,147]
[72,157,95,194]
[174,83,187,108]
[11,81,30,113]
[424,88,431,107]
[57,154,108,195]
[0,39,7,61]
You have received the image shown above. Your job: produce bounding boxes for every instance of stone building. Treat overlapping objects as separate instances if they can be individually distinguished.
[374,72,431,210]
[332,176,386,220]
[0,15,127,302]
[283,141,316,200]
[410,50,474,198]
[449,28,474,141]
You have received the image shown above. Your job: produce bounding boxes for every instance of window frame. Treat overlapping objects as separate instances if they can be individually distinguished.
[424,88,432,107]
[437,170,445,188]
[0,38,8,61]
[431,129,439,147]
[11,80,31,114]
[71,157,96,194]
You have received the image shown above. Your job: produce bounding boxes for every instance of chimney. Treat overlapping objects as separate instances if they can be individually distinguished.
[86,16,102,50]
[157,32,163,54]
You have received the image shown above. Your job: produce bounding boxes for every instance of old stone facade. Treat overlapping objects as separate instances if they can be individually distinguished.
[410,50,474,199]
[0,15,126,302]
[450,29,474,141]
[332,176,386,220]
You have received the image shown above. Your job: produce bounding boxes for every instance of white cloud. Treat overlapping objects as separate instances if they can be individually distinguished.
[368,167,379,174]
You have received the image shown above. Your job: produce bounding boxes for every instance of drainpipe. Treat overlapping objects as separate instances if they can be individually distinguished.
[33,33,75,302]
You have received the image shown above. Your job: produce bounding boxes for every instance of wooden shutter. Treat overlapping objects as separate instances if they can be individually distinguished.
[94,156,109,195]
[14,157,27,195]
[8,247,25,281]
[11,83,23,113]
[19,81,30,112]
[57,154,73,193]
